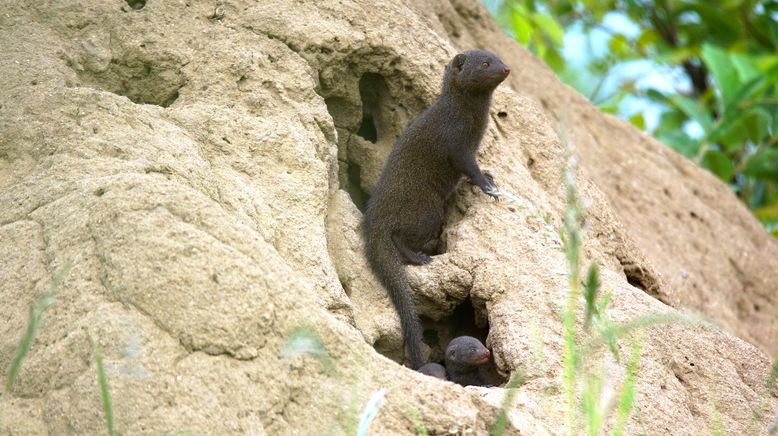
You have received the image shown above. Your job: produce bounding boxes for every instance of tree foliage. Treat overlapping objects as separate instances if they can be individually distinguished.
[491,0,778,236]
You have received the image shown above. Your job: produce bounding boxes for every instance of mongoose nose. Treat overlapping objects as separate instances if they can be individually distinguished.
[502,66,511,75]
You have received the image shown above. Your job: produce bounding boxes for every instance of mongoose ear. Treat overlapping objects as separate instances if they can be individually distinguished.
[453,53,467,71]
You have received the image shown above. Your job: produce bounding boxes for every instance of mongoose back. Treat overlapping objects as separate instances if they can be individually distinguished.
[418,362,447,380]
[363,50,510,369]
[444,336,491,386]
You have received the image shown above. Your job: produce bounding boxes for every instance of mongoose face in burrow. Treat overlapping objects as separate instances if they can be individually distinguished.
[445,336,492,386]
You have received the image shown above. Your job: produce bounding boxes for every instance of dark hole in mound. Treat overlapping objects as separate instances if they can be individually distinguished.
[126,0,146,10]
[357,113,378,143]
[623,264,649,292]
[617,253,662,299]
[373,297,507,386]
[357,73,387,143]
[159,89,180,108]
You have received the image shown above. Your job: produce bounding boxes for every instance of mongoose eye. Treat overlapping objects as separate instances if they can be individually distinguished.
[482,62,490,68]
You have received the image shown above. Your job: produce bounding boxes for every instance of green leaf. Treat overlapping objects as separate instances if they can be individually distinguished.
[655,47,700,65]
[635,30,659,55]
[755,200,778,221]
[657,130,700,158]
[655,107,687,131]
[743,108,772,143]
[544,47,566,72]
[744,149,778,182]
[689,5,741,45]
[701,44,741,110]
[533,31,548,58]
[710,107,772,151]
[609,34,630,57]
[510,6,532,45]
[629,113,645,130]
[531,12,565,47]
[730,53,761,83]
[702,149,736,181]
[667,94,713,132]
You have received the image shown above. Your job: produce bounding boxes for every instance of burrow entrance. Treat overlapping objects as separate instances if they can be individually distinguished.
[376,297,506,386]
[321,62,425,213]
[324,72,394,212]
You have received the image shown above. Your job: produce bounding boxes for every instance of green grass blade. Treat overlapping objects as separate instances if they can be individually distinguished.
[560,121,582,435]
[612,336,642,436]
[583,262,600,332]
[90,334,115,436]
[5,262,71,392]
[490,370,526,436]
[582,366,604,436]
[5,296,54,391]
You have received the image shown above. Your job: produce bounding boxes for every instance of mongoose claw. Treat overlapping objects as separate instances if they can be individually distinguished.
[483,171,495,185]
[408,253,433,265]
[484,185,500,200]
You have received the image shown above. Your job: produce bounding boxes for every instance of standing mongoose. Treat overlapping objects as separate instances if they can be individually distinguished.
[444,336,491,386]
[363,50,510,369]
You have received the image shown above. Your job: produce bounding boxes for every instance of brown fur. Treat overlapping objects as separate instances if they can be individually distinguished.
[363,50,510,369]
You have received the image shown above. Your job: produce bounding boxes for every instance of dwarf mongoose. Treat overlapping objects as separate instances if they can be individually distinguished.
[363,50,510,369]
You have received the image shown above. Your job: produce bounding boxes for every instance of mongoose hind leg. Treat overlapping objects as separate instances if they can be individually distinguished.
[392,233,433,265]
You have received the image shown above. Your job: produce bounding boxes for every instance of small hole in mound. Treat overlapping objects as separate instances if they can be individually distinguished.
[126,0,146,10]
[357,113,377,143]
[73,55,185,107]
[624,266,648,292]
[161,89,180,107]
[497,111,507,118]
[94,188,106,197]
[357,73,388,143]
[619,258,660,298]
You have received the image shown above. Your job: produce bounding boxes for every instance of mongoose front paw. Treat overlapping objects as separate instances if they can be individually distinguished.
[483,171,495,185]
[483,184,500,200]
[407,253,433,265]
[481,171,499,200]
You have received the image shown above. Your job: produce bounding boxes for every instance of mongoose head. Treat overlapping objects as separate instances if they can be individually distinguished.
[444,49,510,94]
[445,336,491,370]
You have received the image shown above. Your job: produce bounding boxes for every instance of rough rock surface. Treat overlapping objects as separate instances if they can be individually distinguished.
[1,0,776,434]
